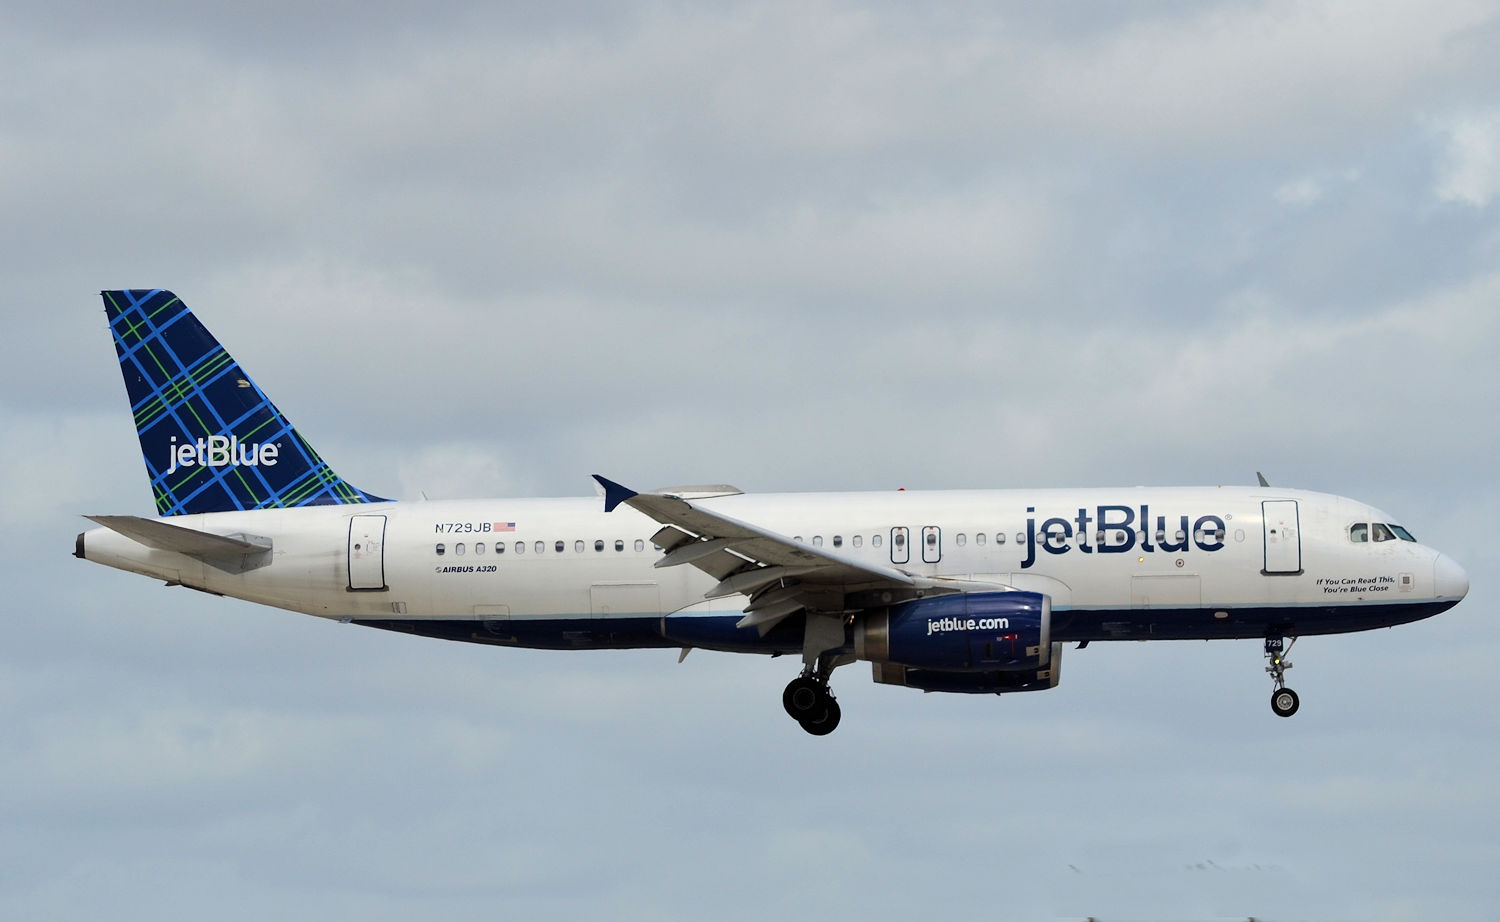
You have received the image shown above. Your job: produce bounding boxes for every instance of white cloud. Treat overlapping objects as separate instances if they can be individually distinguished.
[1434,109,1500,207]
[1275,176,1326,206]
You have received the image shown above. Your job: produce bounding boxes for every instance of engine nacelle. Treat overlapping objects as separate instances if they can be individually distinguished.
[870,647,1063,695]
[854,590,1052,672]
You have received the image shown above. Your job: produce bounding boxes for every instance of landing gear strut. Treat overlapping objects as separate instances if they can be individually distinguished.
[1265,636,1299,717]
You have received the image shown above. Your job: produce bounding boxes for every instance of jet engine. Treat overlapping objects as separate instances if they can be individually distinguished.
[854,590,1052,671]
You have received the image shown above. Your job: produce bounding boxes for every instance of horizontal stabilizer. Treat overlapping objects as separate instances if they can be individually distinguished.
[86,515,272,573]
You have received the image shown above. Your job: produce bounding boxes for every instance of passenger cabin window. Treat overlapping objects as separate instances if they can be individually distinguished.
[956,533,967,547]
[535,541,545,554]
[595,540,605,552]
[615,539,624,552]
[634,539,645,552]
[515,542,525,555]
[812,536,823,547]
[872,534,882,548]
[574,540,584,553]
[475,542,485,556]
[435,543,446,556]
[852,535,863,548]
[496,542,505,554]
[832,535,843,548]
[975,533,985,546]
[455,543,466,556]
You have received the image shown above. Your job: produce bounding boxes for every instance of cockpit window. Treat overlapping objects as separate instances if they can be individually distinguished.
[1351,522,1418,544]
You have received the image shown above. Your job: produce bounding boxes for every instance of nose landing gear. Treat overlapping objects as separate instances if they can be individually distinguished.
[1265,636,1299,717]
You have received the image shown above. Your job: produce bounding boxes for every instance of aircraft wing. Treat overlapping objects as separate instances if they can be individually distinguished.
[593,476,977,632]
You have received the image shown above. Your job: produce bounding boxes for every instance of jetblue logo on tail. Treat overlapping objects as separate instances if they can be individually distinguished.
[102,289,388,516]
[166,435,281,477]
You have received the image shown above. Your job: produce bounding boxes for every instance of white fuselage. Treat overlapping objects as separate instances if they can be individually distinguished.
[80,485,1467,650]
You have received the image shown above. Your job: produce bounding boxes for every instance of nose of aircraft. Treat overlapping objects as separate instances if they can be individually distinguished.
[1434,553,1469,601]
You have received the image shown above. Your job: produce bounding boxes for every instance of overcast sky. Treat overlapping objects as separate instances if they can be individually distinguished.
[3,2,1498,919]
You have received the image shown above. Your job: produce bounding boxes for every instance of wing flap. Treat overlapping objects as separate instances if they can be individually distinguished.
[705,565,822,600]
[654,537,748,569]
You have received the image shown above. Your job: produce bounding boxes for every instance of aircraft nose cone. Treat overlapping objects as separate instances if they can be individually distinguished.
[1434,553,1469,601]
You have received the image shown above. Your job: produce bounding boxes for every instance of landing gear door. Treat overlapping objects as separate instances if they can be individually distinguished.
[348,514,388,591]
[1261,500,1301,575]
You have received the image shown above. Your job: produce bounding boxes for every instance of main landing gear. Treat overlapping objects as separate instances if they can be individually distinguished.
[784,612,848,735]
[783,665,841,736]
[1265,636,1299,717]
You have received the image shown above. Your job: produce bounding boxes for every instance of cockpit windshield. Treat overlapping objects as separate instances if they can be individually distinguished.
[1349,522,1417,543]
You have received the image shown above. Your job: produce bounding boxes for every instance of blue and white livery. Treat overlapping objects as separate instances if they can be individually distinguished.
[77,290,1470,735]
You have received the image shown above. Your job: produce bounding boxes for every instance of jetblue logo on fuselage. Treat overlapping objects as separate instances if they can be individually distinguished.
[165,435,280,476]
[1021,504,1227,569]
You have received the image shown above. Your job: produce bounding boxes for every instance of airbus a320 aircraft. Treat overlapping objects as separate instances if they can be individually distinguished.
[77,290,1470,735]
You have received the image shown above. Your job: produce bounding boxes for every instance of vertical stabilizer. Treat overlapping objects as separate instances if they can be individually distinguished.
[101,289,388,516]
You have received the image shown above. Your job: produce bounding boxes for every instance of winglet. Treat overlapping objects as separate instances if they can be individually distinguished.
[1256,471,1271,487]
[593,475,638,513]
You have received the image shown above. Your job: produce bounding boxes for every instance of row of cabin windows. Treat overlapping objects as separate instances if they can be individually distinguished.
[792,527,1227,547]
[792,533,1005,548]
[437,524,1244,559]
[436,538,649,557]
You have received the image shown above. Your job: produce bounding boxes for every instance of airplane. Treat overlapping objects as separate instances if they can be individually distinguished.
[76,289,1470,735]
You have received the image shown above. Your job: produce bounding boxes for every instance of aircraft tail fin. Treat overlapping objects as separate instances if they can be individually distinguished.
[101,289,388,516]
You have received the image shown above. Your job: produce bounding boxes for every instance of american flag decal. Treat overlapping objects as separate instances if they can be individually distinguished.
[494,522,516,532]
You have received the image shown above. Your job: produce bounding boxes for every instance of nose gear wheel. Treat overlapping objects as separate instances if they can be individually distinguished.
[1264,636,1299,718]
